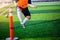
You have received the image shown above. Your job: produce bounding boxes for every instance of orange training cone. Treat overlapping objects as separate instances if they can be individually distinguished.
[9,5,14,40]
[6,5,19,40]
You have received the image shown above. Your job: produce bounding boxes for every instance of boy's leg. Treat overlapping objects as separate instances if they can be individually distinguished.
[23,16,30,24]
[22,7,31,28]
[22,16,31,28]
[16,6,23,24]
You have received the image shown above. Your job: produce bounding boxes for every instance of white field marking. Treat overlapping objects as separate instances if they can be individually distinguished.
[0,8,9,16]
[0,3,8,8]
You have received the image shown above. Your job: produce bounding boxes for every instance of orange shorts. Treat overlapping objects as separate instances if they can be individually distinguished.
[17,0,28,8]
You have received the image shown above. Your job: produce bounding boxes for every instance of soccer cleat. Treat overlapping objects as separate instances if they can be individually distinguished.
[21,23,26,29]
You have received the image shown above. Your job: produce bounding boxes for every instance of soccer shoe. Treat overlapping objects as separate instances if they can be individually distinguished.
[21,23,26,29]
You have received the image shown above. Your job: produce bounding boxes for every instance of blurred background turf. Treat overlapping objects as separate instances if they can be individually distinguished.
[0,2,60,40]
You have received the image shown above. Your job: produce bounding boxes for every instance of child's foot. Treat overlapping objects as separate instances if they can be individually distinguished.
[21,23,26,29]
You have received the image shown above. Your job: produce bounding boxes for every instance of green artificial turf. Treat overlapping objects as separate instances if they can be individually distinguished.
[0,2,60,40]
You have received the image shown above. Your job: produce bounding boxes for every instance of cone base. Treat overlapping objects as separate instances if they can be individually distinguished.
[6,37,19,40]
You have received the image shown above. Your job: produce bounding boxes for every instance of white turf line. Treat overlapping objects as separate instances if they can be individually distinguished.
[0,8,9,16]
[0,4,9,16]
[0,4,8,8]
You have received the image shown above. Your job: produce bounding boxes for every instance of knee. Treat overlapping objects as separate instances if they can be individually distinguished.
[26,16,31,20]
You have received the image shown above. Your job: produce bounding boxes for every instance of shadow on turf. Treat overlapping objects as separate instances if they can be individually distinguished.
[0,19,60,39]
[13,19,60,28]
[26,19,60,26]
[30,9,60,14]
[13,19,60,37]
